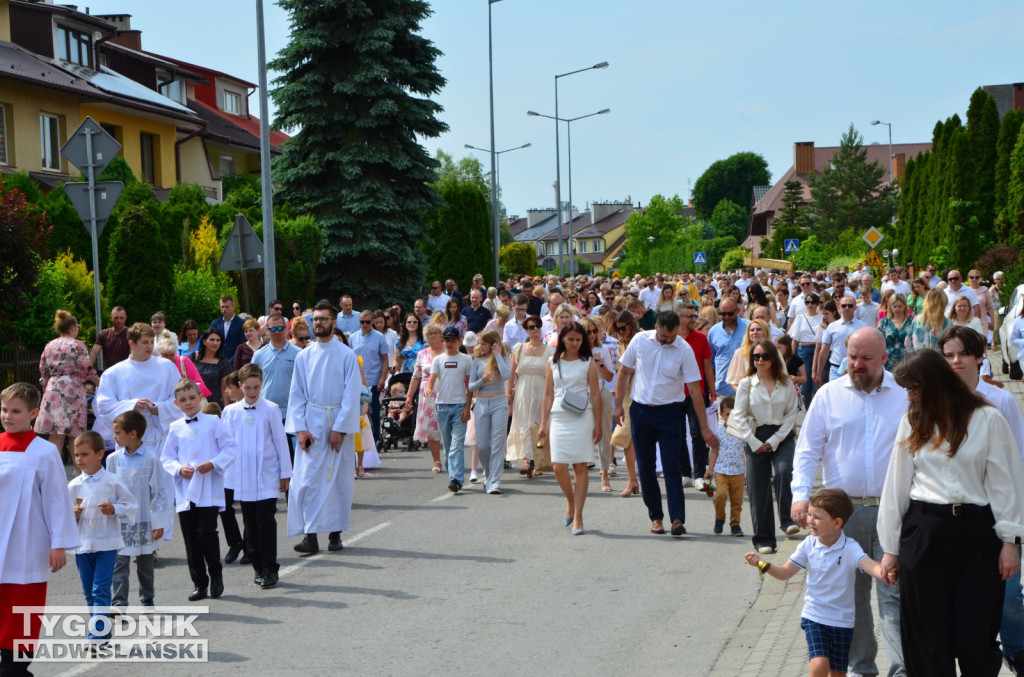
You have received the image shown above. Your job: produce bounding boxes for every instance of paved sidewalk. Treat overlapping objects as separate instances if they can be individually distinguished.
[709,358,1023,676]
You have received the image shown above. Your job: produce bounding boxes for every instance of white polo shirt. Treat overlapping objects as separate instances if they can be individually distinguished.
[790,533,868,628]
[619,330,701,406]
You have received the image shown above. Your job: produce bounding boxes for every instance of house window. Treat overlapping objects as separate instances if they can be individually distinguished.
[158,75,185,104]
[545,242,555,256]
[593,239,604,253]
[577,240,588,253]
[223,91,241,115]
[140,132,155,184]
[219,155,236,178]
[40,113,60,171]
[0,106,8,166]
[57,26,93,68]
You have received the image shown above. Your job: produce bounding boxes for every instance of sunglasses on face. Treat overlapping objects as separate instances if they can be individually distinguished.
[360,320,372,325]
[525,324,541,330]
[296,336,310,342]
[587,329,599,335]
[751,353,771,362]
[406,320,419,325]
[947,276,960,281]
[840,304,855,309]
[969,275,980,280]
[614,324,627,332]
[719,311,735,317]
[268,326,286,333]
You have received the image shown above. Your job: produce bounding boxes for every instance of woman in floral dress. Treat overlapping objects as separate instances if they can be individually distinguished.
[35,310,99,458]
[406,323,446,472]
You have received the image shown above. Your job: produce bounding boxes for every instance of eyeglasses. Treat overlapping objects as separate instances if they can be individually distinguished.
[311,317,333,323]
[268,326,285,333]
[525,324,541,330]
[751,353,771,361]
[295,336,310,342]
[840,304,855,309]
[614,324,627,332]
[719,311,735,317]
[271,306,283,311]
[587,329,599,335]
[947,276,961,281]
[968,275,980,279]
[806,301,819,305]
[360,320,371,325]
[432,286,441,290]
[800,282,812,287]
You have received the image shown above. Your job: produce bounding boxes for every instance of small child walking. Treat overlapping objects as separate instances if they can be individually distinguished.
[68,431,138,647]
[107,410,172,614]
[706,396,745,536]
[745,488,889,677]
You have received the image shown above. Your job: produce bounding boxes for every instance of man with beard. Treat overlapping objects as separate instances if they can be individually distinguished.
[286,301,362,554]
[791,328,908,677]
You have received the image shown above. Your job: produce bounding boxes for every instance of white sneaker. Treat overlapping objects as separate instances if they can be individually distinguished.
[682,477,694,488]
[757,546,776,555]
[469,472,478,483]
[694,478,707,491]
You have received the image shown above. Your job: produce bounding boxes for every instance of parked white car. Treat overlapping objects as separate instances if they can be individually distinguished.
[999,283,1024,379]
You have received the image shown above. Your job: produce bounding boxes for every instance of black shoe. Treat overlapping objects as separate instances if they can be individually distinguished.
[210,578,224,599]
[328,533,343,551]
[224,544,242,564]
[261,572,279,589]
[293,535,320,554]
[448,480,461,493]
[1009,651,1024,675]
[239,552,252,565]
[188,587,207,602]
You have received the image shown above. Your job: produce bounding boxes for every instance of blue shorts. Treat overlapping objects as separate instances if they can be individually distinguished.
[800,617,853,672]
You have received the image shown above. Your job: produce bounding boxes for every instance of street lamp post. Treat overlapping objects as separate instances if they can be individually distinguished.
[527,108,609,275]
[871,119,895,225]
[487,0,503,287]
[464,142,531,211]
[547,61,608,273]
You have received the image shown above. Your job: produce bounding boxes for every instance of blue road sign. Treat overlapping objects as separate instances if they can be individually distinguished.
[693,252,707,265]
[784,238,800,254]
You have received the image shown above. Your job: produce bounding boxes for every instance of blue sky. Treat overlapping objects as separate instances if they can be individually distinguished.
[86,0,1023,218]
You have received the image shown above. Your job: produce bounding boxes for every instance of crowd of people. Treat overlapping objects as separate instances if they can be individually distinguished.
[4,262,1024,676]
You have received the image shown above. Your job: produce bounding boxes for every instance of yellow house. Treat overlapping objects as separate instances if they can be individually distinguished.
[1,0,202,190]
[534,202,632,273]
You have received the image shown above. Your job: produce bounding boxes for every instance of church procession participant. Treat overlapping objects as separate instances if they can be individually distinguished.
[287,301,363,554]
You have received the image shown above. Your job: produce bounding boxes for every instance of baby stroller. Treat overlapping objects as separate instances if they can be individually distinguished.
[380,371,419,451]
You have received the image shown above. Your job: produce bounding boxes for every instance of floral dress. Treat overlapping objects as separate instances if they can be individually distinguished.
[399,339,426,374]
[412,347,442,443]
[35,336,98,434]
[905,317,951,353]
[878,316,911,370]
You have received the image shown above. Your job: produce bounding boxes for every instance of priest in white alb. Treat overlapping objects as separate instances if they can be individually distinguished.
[286,300,363,554]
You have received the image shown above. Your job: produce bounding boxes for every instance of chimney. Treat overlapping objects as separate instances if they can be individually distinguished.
[96,14,141,50]
[892,153,906,183]
[526,208,556,228]
[1014,83,1024,114]
[591,201,632,225]
[794,141,815,176]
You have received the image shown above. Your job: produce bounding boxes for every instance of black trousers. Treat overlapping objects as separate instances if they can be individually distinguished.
[241,498,279,575]
[745,425,795,550]
[681,396,708,478]
[221,488,243,549]
[1,648,33,677]
[179,505,222,588]
[899,500,1004,677]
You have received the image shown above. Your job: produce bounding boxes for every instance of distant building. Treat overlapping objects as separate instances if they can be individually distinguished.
[982,82,1024,120]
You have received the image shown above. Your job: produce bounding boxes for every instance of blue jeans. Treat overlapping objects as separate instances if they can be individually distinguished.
[629,401,685,524]
[1001,546,1024,657]
[75,550,118,640]
[436,403,467,485]
[796,343,817,409]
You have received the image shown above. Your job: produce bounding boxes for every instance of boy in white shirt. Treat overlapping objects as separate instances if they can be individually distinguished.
[68,431,138,646]
[1,383,79,675]
[745,489,889,677]
[222,364,291,590]
[162,379,238,602]
[107,410,172,615]
[425,326,473,493]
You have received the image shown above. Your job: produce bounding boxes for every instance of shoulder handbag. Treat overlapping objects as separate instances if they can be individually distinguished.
[557,360,589,416]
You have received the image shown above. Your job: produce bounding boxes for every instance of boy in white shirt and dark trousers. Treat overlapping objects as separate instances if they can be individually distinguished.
[222,364,291,589]
[745,489,889,677]
[162,379,238,602]
[425,326,473,493]
[68,431,138,646]
[107,410,172,614]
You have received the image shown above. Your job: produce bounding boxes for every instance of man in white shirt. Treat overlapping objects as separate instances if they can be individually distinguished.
[791,328,907,677]
[880,269,910,296]
[540,291,564,336]
[787,275,815,324]
[938,325,1024,673]
[502,294,531,350]
[925,263,940,288]
[426,281,451,314]
[614,312,717,537]
[639,277,661,311]
[854,289,880,327]
[941,269,980,317]
[819,299,867,384]
[735,269,752,296]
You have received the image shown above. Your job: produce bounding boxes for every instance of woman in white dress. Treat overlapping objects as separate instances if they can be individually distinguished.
[538,322,602,535]
[505,315,552,476]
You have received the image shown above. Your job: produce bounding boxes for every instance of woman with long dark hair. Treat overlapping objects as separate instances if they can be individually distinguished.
[397,314,426,373]
[879,349,1024,676]
[538,323,602,535]
[192,329,232,407]
[505,315,553,477]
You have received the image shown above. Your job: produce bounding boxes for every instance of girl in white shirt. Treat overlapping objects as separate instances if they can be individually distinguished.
[878,349,1024,676]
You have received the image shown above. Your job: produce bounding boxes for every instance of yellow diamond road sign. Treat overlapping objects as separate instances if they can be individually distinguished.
[862,227,885,249]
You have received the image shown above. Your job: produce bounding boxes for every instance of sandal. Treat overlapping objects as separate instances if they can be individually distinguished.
[519,463,530,476]
[620,480,639,498]
[431,462,442,473]
[600,470,613,493]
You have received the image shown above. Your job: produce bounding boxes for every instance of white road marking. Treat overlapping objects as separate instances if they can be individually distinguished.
[278,521,390,577]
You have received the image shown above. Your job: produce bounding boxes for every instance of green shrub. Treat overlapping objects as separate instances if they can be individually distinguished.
[167,268,238,333]
[499,242,537,277]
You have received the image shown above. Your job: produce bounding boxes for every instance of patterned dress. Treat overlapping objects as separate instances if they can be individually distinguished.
[35,336,97,434]
[877,316,911,370]
[412,347,442,443]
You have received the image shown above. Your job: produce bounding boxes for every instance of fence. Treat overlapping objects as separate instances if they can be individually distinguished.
[0,343,43,387]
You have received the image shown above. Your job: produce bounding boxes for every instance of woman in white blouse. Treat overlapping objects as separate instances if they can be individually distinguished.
[878,349,1024,676]
[787,292,822,410]
[727,339,799,555]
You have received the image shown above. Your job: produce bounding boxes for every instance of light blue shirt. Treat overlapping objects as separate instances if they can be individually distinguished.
[251,341,301,414]
[707,318,749,397]
[335,311,360,336]
[349,329,389,386]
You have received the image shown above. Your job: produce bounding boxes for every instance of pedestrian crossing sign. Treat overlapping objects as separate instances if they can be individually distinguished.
[864,249,884,268]
[783,239,800,254]
[693,252,707,265]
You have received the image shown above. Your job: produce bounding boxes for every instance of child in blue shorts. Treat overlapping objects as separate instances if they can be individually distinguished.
[745,488,890,677]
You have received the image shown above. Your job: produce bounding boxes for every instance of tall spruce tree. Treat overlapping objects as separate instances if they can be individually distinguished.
[802,124,894,243]
[965,89,1000,242]
[996,110,1024,239]
[270,0,447,307]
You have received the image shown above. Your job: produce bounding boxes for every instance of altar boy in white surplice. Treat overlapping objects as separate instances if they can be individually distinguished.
[286,301,362,556]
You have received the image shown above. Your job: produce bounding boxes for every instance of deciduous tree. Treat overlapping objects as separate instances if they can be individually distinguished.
[692,152,770,221]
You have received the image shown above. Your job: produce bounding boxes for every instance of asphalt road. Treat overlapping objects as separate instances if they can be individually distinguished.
[34,449,764,677]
